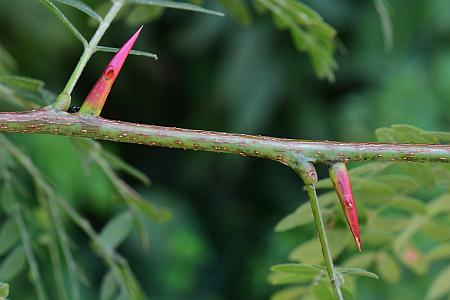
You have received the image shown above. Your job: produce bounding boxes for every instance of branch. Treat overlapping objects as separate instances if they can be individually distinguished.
[1,109,450,165]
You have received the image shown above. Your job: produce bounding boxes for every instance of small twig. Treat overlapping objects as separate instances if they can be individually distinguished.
[306,185,343,299]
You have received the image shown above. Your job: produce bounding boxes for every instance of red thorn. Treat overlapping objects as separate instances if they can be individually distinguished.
[329,162,362,252]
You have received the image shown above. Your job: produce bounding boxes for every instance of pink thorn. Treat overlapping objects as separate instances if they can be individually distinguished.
[107,25,143,76]
[80,26,143,116]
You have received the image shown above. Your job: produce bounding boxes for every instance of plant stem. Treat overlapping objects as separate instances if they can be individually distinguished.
[306,185,343,300]
[1,110,450,165]
[54,0,126,110]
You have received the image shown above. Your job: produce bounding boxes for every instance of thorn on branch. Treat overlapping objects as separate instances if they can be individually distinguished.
[79,26,143,117]
[329,162,362,252]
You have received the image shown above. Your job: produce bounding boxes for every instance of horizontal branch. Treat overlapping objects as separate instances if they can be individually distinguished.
[1,109,450,167]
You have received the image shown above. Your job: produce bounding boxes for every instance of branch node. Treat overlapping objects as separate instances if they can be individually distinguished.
[53,92,71,111]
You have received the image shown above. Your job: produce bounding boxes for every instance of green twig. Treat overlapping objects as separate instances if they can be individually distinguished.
[306,185,343,299]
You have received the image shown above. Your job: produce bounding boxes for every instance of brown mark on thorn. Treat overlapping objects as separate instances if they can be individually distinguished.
[104,68,115,80]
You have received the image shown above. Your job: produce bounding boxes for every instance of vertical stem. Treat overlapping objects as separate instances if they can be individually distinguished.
[306,185,343,300]
[54,0,126,110]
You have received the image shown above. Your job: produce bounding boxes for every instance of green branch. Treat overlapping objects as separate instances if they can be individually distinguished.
[1,110,450,165]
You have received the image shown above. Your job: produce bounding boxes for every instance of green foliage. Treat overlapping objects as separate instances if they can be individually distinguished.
[272,124,450,299]
[255,0,337,81]
[0,75,55,107]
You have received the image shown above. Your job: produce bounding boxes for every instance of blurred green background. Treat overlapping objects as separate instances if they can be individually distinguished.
[1,0,450,299]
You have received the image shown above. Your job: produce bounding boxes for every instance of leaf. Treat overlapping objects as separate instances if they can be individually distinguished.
[427,194,450,216]
[423,131,450,143]
[275,202,316,232]
[0,282,9,298]
[373,0,393,51]
[271,263,323,273]
[421,221,450,241]
[39,0,87,45]
[375,174,419,193]
[399,163,436,191]
[126,0,224,17]
[268,270,322,285]
[385,195,427,215]
[348,162,393,177]
[361,230,393,247]
[0,75,43,91]
[337,267,379,280]
[271,287,306,300]
[367,214,408,233]
[100,271,118,300]
[99,211,134,249]
[53,0,102,22]
[375,251,401,284]
[0,246,26,281]
[0,75,55,108]
[342,252,377,269]
[312,281,334,300]
[391,124,438,143]
[275,191,338,232]
[289,229,352,263]
[425,243,450,264]
[96,46,158,60]
[426,265,450,300]
[249,0,337,80]
[375,127,397,143]
[0,218,19,255]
